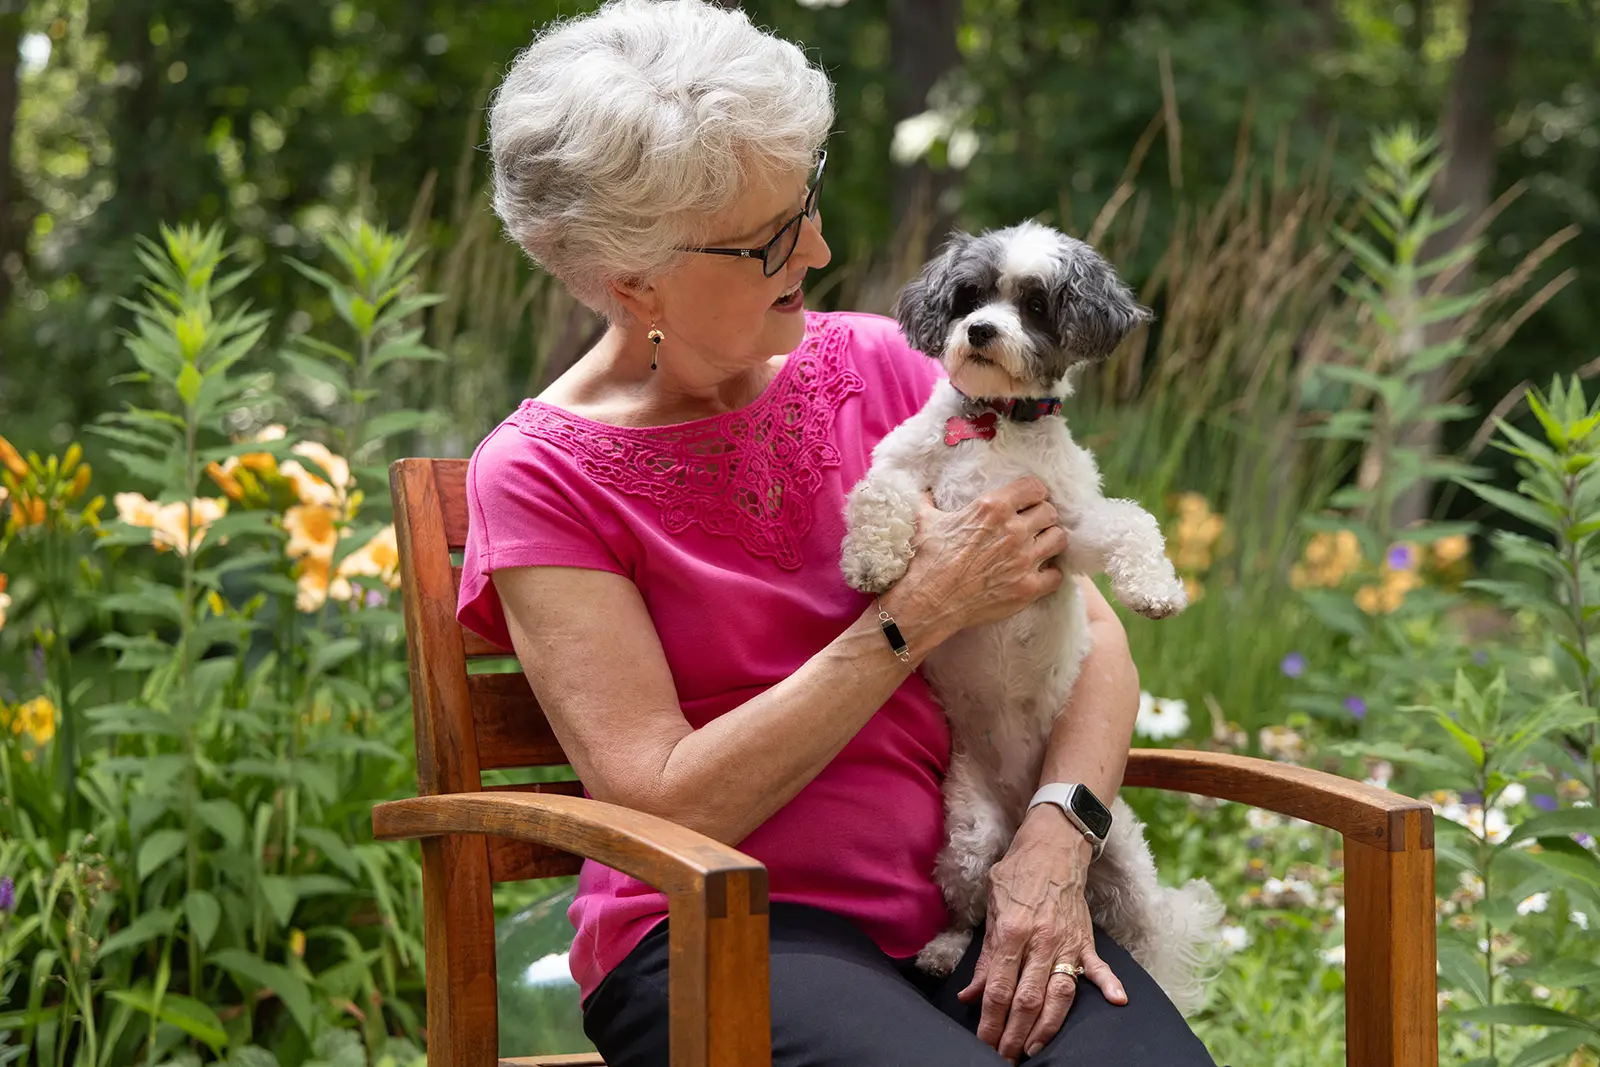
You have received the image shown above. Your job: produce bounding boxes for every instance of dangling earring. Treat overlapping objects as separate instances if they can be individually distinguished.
[647,325,664,371]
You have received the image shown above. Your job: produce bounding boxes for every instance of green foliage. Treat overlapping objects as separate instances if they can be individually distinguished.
[0,222,442,1064]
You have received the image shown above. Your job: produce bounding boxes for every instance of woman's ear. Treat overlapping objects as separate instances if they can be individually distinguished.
[606,276,662,328]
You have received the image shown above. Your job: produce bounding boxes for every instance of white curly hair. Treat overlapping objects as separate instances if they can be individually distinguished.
[488,0,835,322]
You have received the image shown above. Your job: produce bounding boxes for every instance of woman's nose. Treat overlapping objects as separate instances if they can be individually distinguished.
[795,212,831,272]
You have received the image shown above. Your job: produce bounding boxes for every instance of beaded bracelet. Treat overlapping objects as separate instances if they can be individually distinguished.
[876,599,911,663]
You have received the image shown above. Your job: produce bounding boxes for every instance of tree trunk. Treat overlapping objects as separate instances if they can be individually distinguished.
[0,5,24,315]
[886,0,962,257]
[1389,0,1514,529]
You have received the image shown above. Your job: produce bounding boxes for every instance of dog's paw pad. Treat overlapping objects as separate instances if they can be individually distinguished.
[1124,584,1188,620]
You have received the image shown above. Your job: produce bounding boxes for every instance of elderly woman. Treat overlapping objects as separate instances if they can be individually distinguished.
[457,1,1217,1064]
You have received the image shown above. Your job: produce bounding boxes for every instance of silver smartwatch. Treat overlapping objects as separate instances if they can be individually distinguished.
[1028,783,1113,860]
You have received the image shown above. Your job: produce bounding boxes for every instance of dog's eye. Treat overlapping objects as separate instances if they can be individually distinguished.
[1026,295,1048,318]
[951,285,981,318]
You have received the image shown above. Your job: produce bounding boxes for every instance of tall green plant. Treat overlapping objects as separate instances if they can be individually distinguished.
[1461,378,1600,798]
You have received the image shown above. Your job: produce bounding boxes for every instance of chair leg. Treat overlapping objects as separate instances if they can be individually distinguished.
[666,868,771,1067]
[422,835,501,1067]
[1342,809,1438,1067]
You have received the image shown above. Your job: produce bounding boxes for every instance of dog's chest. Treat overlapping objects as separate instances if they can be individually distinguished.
[927,420,1093,519]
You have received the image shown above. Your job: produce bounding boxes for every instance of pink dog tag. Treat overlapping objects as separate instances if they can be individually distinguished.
[944,412,998,446]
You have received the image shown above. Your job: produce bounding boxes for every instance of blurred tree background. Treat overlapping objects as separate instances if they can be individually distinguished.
[2,0,1594,493]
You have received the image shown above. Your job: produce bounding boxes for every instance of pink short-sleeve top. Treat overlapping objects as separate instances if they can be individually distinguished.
[457,311,951,1001]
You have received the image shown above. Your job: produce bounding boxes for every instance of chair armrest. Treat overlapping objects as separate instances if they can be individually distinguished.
[1125,747,1431,852]
[374,793,771,1067]
[1125,747,1438,1067]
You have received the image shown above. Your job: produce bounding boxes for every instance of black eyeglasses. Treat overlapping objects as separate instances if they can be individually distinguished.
[683,151,826,277]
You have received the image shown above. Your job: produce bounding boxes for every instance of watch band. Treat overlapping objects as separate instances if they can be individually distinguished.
[1028,782,1108,860]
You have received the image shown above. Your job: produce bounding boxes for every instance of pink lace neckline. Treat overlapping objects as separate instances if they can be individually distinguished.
[511,314,864,570]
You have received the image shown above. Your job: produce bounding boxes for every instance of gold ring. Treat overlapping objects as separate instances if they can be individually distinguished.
[1050,962,1085,978]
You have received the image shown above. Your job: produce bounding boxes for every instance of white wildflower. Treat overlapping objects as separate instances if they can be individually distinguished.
[1246,808,1285,832]
[1220,925,1251,953]
[1135,693,1190,741]
[1531,985,1551,1001]
[1516,892,1549,916]
[1320,944,1345,967]
[1456,871,1485,902]
[1496,782,1526,808]
[1571,911,1589,931]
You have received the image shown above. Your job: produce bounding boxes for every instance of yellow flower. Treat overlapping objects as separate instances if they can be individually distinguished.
[280,442,352,510]
[0,435,27,478]
[292,541,352,613]
[205,461,245,502]
[1433,534,1470,566]
[66,464,92,501]
[1355,584,1385,615]
[289,928,306,958]
[115,493,228,555]
[335,524,401,590]
[10,494,46,528]
[1182,575,1204,603]
[284,504,340,560]
[14,696,56,745]
[1297,530,1362,588]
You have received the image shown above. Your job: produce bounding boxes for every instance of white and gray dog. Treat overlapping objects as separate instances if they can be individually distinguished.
[840,220,1222,1014]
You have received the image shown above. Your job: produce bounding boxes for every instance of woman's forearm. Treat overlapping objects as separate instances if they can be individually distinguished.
[645,580,954,845]
[1017,578,1141,854]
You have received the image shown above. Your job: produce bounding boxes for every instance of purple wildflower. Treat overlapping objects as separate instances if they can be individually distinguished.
[0,875,14,913]
[1280,652,1307,679]
[1387,543,1416,571]
[1533,794,1559,812]
[1343,696,1367,720]
[1578,833,1595,849]
[1462,790,1483,806]
[1472,650,1490,666]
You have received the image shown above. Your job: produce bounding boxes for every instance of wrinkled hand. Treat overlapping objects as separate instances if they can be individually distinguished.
[900,478,1067,634]
[959,811,1127,1061]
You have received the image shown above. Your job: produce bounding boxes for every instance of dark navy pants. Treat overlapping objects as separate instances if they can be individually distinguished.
[582,903,1220,1066]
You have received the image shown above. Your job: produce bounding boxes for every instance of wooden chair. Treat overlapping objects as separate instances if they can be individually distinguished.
[373,457,1440,1067]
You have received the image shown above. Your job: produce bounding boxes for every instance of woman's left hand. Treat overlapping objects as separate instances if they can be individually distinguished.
[958,809,1128,1061]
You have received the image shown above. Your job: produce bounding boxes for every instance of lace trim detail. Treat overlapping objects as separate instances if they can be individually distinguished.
[511,315,864,571]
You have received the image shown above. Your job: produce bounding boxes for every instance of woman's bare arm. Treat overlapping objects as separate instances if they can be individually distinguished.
[494,477,1065,846]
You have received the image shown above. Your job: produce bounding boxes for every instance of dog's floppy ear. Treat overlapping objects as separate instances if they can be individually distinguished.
[1057,244,1153,361]
[894,231,974,357]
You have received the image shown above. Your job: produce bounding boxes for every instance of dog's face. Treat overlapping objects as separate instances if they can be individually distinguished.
[894,221,1152,397]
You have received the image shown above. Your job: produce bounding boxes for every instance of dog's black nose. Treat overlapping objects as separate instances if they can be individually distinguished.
[967,321,997,347]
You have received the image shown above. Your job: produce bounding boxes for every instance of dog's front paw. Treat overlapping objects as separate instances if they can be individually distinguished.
[840,538,912,594]
[915,929,973,977]
[840,476,919,594]
[1118,578,1189,620]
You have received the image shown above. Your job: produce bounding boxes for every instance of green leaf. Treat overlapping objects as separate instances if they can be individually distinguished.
[96,908,177,961]
[308,637,364,676]
[1454,1004,1600,1035]
[176,363,204,407]
[1461,481,1562,534]
[1506,808,1600,848]
[106,990,227,1053]
[1507,1031,1591,1067]
[260,875,299,927]
[184,890,221,950]
[1429,709,1486,768]
[359,409,442,446]
[196,798,247,849]
[210,949,314,1037]
[137,828,189,879]
[297,827,361,879]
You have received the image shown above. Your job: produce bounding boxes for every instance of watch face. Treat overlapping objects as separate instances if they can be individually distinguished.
[1070,787,1113,839]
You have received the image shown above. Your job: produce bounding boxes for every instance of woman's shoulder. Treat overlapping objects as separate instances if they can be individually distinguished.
[809,310,944,412]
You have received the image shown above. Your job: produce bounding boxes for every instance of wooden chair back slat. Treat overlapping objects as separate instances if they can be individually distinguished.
[468,672,569,770]
[391,456,581,881]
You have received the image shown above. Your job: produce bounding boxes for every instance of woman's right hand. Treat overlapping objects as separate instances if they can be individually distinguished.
[891,477,1067,637]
